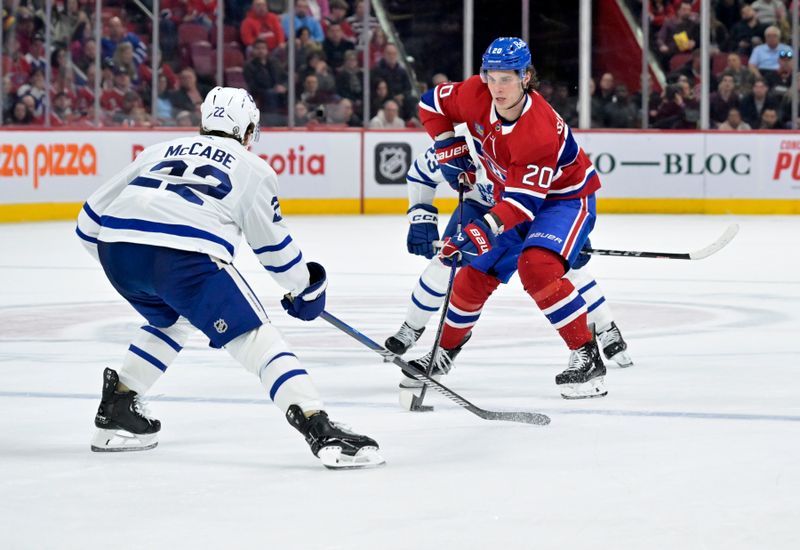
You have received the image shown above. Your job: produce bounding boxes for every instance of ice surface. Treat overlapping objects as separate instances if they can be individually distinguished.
[1,215,798,549]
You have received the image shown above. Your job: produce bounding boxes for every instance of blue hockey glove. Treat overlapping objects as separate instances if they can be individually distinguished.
[281,262,327,321]
[434,136,477,190]
[439,216,496,264]
[406,203,439,259]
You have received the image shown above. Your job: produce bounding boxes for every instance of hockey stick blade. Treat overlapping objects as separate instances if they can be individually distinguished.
[583,223,739,260]
[319,310,550,426]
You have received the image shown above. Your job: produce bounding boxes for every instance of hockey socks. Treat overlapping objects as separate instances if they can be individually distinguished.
[440,266,500,350]
[118,318,195,395]
[225,323,324,413]
[519,247,592,350]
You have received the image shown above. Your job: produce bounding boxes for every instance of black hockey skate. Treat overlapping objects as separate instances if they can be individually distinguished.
[384,322,425,355]
[286,405,385,469]
[398,333,472,410]
[556,338,608,399]
[91,368,160,452]
[596,322,634,368]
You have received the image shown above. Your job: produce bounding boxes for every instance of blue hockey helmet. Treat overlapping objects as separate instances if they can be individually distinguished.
[480,37,532,82]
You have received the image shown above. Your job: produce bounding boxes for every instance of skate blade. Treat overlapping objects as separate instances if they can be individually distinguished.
[319,446,386,470]
[90,428,158,452]
[609,350,634,368]
[560,377,608,400]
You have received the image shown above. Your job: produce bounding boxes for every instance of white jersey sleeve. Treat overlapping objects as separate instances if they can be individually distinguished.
[406,124,495,209]
[77,134,311,295]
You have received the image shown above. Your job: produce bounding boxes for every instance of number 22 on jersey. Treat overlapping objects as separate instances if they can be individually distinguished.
[129,160,232,205]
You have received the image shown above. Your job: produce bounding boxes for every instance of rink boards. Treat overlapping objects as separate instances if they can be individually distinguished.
[1,128,800,221]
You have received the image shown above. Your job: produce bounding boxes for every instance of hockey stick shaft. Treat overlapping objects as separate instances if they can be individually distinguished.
[318,310,550,425]
[414,184,466,409]
[581,224,739,260]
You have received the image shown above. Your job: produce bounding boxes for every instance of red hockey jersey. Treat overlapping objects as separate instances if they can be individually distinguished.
[419,75,600,230]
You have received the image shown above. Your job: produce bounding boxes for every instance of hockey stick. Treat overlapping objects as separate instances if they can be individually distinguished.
[412,183,466,411]
[319,310,550,425]
[581,223,740,260]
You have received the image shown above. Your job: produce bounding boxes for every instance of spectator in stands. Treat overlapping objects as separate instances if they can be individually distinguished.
[24,33,47,75]
[112,42,140,85]
[302,51,337,95]
[677,75,701,125]
[657,1,699,65]
[19,94,41,124]
[603,85,638,128]
[282,0,325,43]
[594,72,616,109]
[367,27,389,68]
[299,73,327,112]
[739,77,778,127]
[718,107,751,130]
[715,0,742,32]
[244,38,288,112]
[649,0,675,31]
[370,78,390,117]
[294,101,312,126]
[550,82,578,127]
[728,4,767,56]
[51,92,76,125]
[432,73,449,86]
[371,43,411,101]
[347,0,380,48]
[325,0,355,41]
[751,0,786,27]
[175,110,194,127]
[170,68,207,122]
[14,8,39,55]
[652,84,689,128]
[709,74,740,125]
[327,97,361,127]
[102,17,147,67]
[369,98,405,128]
[241,0,286,51]
[335,50,364,103]
[7,100,34,125]
[16,69,46,118]
[101,68,133,114]
[154,74,175,123]
[323,23,354,70]
[760,107,780,129]
[766,50,794,98]
[183,0,217,28]
[53,0,87,46]
[722,52,754,95]
[748,26,791,80]
[73,38,97,73]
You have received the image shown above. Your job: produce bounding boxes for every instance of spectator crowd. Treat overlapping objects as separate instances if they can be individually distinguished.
[2,0,798,130]
[1,0,419,128]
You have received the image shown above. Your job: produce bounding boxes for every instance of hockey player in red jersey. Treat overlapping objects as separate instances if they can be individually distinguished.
[408,37,607,399]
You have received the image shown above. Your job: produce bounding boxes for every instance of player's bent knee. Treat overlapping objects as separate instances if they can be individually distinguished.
[518,247,567,295]
[452,266,501,305]
[224,323,291,377]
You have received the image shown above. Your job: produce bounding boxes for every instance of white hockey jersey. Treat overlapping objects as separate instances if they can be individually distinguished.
[406,124,495,208]
[76,134,311,294]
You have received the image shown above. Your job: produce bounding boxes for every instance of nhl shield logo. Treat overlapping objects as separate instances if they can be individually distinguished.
[375,143,412,184]
[214,318,228,333]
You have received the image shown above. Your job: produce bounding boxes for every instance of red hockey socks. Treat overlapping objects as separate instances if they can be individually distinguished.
[441,266,500,349]
[518,247,592,350]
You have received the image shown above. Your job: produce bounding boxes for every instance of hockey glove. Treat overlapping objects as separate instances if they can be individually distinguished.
[281,261,327,321]
[434,136,477,190]
[407,203,439,259]
[440,216,496,264]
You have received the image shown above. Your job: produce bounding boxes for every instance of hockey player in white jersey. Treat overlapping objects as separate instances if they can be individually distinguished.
[76,87,383,469]
[385,125,633,408]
